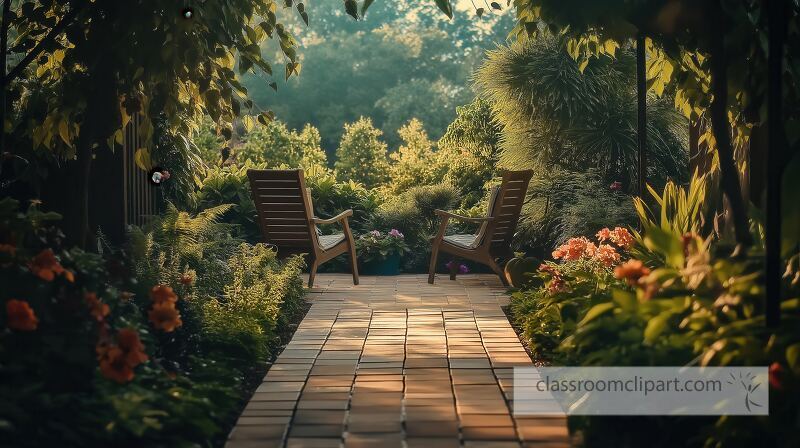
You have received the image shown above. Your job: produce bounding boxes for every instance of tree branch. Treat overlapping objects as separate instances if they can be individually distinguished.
[2,4,81,87]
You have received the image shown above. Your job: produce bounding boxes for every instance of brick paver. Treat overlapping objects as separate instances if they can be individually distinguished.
[227,274,569,448]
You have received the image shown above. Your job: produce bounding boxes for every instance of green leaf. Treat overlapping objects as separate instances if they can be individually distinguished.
[434,0,453,19]
[612,289,636,311]
[787,343,800,374]
[643,311,672,344]
[361,0,375,15]
[578,302,615,326]
[344,0,359,20]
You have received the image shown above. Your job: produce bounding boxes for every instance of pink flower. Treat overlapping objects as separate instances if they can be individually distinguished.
[388,229,404,239]
[552,237,595,261]
[538,263,560,277]
[610,181,622,191]
[369,230,382,237]
[593,244,620,267]
[610,227,634,249]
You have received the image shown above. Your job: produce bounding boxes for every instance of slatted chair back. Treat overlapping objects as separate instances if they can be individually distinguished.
[483,170,533,252]
[247,169,318,255]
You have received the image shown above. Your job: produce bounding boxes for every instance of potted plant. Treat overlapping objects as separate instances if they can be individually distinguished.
[356,229,410,275]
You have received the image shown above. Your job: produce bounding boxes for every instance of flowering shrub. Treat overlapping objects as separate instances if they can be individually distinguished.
[355,228,411,264]
[445,260,470,274]
[1,197,306,446]
[510,178,800,447]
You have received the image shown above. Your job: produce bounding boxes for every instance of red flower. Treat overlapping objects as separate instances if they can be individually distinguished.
[610,181,623,191]
[593,244,621,267]
[6,299,38,331]
[148,301,183,332]
[596,228,612,242]
[85,292,110,322]
[179,273,194,286]
[97,328,148,383]
[610,227,634,249]
[28,249,74,282]
[769,362,784,391]
[552,237,596,261]
[150,285,178,304]
[613,259,651,286]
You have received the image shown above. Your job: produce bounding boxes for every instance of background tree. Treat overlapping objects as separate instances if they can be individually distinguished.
[334,117,389,188]
[1,0,306,246]
[236,120,326,170]
[385,119,440,194]
[437,98,502,208]
[475,36,688,190]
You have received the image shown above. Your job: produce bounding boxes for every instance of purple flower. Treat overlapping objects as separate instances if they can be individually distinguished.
[445,260,454,270]
[369,230,382,237]
[459,264,469,274]
[388,229,404,239]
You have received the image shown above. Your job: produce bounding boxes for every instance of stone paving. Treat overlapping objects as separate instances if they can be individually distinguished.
[226,274,570,448]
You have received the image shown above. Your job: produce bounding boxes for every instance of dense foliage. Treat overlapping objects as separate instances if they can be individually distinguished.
[510,178,800,447]
[0,198,304,446]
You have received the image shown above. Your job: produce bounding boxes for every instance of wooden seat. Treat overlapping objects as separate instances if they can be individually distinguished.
[247,169,359,288]
[428,170,534,286]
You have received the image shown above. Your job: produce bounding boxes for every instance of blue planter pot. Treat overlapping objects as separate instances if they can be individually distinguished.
[361,253,401,276]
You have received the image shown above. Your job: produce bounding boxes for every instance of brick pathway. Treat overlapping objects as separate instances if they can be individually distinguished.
[226,274,569,448]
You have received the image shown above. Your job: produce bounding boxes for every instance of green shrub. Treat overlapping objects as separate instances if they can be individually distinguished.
[237,120,327,170]
[305,165,379,233]
[517,168,636,253]
[385,119,442,194]
[193,160,265,242]
[334,117,390,188]
[202,244,304,364]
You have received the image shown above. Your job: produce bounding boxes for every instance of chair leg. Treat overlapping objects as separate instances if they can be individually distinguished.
[348,242,359,286]
[449,258,458,281]
[487,257,509,287]
[308,260,319,288]
[428,242,440,284]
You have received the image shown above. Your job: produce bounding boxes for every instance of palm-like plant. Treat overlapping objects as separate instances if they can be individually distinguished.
[475,35,688,190]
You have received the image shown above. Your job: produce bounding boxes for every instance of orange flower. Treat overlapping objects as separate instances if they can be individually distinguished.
[85,292,110,322]
[596,228,612,242]
[552,237,596,261]
[613,259,651,286]
[96,328,148,383]
[610,227,634,249]
[6,299,38,331]
[97,345,134,383]
[0,243,16,256]
[148,301,183,332]
[117,328,149,366]
[179,273,194,286]
[27,249,73,282]
[593,244,621,267]
[150,285,178,304]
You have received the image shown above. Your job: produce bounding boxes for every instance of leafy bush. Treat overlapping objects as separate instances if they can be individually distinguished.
[517,168,637,253]
[385,119,442,194]
[193,160,266,242]
[334,117,390,188]
[509,180,800,447]
[236,120,327,170]
[305,165,379,233]
[193,114,226,166]
[437,98,502,208]
[0,198,242,446]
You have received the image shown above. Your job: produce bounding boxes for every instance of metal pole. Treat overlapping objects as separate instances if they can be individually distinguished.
[636,33,647,198]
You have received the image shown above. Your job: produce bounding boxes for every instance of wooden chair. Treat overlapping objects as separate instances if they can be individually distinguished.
[247,169,359,288]
[428,170,534,286]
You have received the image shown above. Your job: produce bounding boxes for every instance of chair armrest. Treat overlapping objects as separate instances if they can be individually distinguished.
[313,209,353,225]
[434,209,493,224]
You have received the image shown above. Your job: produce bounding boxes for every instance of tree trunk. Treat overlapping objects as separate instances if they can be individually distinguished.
[708,31,753,247]
[765,0,787,327]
